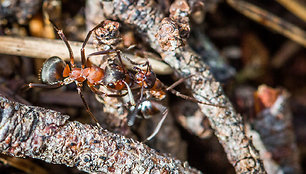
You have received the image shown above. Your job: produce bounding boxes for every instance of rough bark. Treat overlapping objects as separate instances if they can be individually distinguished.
[0,95,201,173]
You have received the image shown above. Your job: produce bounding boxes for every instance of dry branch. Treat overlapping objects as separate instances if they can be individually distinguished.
[99,0,266,173]
[0,95,201,173]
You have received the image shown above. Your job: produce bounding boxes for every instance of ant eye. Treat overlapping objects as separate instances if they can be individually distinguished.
[108,83,115,88]
[40,56,66,84]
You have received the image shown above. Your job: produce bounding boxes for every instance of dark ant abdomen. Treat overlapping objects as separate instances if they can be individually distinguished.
[103,64,129,90]
[40,56,66,84]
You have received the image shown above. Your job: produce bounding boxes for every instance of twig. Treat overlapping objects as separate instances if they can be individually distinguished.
[0,36,172,75]
[276,0,306,22]
[0,95,201,173]
[99,0,266,173]
[189,29,236,82]
[227,0,306,48]
[271,40,302,68]
[0,36,95,61]
[157,18,265,173]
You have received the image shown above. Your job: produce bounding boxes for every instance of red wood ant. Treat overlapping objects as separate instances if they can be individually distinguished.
[24,21,135,128]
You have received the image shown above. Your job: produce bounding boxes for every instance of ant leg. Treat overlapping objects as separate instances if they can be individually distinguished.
[49,20,75,68]
[80,46,86,69]
[76,85,102,128]
[123,54,147,67]
[87,49,117,58]
[87,49,121,68]
[166,75,194,91]
[160,75,226,107]
[88,49,147,70]
[90,50,128,73]
[143,102,168,142]
[81,21,109,68]
[88,83,128,97]
[21,82,63,91]
[128,62,153,126]
[82,21,106,50]
[166,86,226,108]
[144,61,152,76]
[127,102,140,127]
[115,50,127,73]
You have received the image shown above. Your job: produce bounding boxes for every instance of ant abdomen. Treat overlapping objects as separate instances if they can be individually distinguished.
[40,56,66,84]
[102,63,127,90]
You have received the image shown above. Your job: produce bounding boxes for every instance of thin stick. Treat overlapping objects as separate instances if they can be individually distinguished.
[276,0,306,22]
[0,36,95,61]
[0,36,172,75]
[227,0,306,47]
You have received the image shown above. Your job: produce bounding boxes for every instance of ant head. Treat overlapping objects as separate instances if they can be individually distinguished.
[143,70,156,89]
[40,56,66,84]
[135,69,156,89]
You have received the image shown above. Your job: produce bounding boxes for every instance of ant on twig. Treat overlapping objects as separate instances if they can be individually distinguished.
[24,20,224,141]
[88,21,225,141]
[23,21,134,128]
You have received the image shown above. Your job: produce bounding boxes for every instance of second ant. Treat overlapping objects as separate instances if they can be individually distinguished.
[25,20,224,141]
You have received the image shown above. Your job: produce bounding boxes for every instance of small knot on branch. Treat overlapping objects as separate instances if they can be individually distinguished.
[169,0,191,38]
[94,20,121,46]
[156,17,184,51]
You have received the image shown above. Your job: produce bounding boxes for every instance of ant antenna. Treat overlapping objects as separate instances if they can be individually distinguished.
[143,108,168,142]
[49,20,76,68]
[163,75,227,108]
